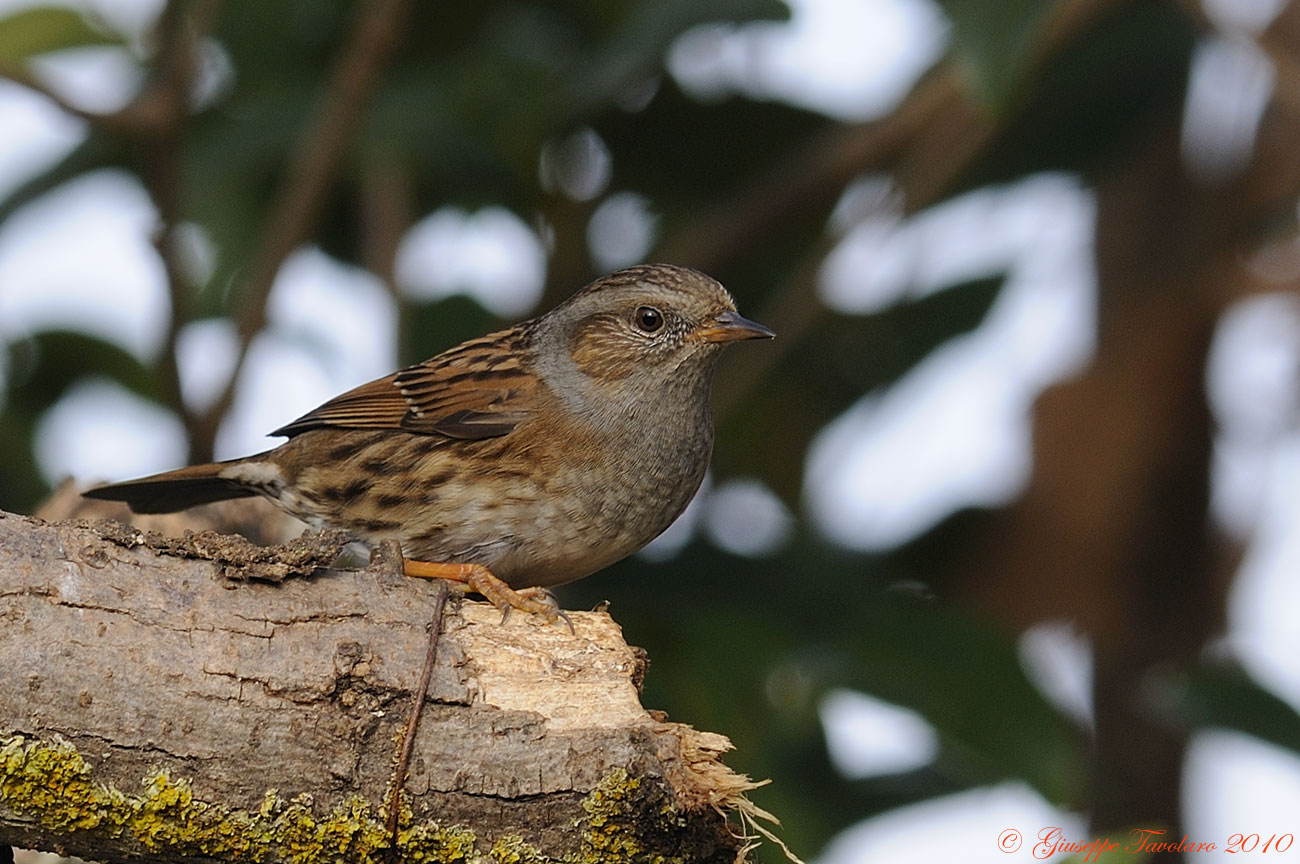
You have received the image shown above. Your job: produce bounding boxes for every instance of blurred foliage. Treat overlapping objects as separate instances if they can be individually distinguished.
[940,0,1057,105]
[0,6,114,60]
[3,0,1300,861]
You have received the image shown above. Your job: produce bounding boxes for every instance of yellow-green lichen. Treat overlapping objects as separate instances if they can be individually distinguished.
[0,734,120,832]
[1,735,716,864]
[0,735,476,863]
[489,834,546,864]
[576,768,683,864]
[580,768,641,859]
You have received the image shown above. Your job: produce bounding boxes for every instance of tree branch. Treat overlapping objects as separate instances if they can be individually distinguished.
[191,0,413,462]
[0,509,766,863]
[138,0,221,457]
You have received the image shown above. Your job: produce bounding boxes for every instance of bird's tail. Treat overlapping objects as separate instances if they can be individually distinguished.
[83,453,278,514]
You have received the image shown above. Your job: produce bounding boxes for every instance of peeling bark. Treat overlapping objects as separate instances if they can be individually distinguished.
[0,509,762,863]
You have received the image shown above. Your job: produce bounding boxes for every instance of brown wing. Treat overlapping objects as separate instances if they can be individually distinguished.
[271,328,536,440]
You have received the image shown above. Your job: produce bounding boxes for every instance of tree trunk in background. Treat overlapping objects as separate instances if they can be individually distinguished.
[964,113,1229,854]
[960,3,1300,842]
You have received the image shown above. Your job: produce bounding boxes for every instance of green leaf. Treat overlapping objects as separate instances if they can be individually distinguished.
[0,6,121,62]
[0,402,48,513]
[940,0,1063,106]
[2,330,162,511]
[400,294,503,367]
[844,593,1085,803]
[1153,663,1300,755]
[960,2,1196,187]
[6,330,158,411]
[602,78,827,203]
[0,135,129,225]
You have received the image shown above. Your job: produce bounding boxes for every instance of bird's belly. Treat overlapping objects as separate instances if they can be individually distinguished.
[280,427,709,589]
[391,467,700,588]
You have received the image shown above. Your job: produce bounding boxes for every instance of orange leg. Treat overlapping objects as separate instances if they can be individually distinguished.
[403,559,570,628]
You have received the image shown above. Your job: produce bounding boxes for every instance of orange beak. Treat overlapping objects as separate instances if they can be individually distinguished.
[691,310,775,343]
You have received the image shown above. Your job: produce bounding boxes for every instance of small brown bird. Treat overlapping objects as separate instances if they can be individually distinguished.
[86,264,773,616]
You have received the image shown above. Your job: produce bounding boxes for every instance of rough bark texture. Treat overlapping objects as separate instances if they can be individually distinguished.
[0,508,761,864]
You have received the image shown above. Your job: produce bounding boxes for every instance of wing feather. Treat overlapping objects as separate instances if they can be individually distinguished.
[270,328,537,441]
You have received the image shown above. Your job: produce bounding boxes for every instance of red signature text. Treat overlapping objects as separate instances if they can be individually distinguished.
[1022,827,1295,859]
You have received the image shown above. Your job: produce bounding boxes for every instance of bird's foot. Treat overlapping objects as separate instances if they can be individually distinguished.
[500,586,573,632]
[403,559,573,631]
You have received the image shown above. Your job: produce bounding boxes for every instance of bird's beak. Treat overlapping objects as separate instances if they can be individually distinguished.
[691,310,776,343]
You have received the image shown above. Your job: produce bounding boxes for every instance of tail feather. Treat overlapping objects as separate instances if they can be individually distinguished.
[84,456,275,514]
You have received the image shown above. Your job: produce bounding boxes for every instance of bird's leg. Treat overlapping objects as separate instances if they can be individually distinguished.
[403,559,571,629]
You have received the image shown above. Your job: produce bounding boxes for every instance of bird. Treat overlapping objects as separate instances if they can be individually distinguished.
[86,263,774,618]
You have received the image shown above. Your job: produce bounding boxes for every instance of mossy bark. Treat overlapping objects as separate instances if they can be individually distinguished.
[0,509,758,863]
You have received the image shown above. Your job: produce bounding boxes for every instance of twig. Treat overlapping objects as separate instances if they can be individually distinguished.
[654,72,965,273]
[385,578,450,857]
[0,63,100,123]
[138,1,221,454]
[191,0,412,461]
[358,158,414,287]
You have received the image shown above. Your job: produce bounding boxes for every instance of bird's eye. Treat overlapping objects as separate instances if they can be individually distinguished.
[634,306,664,333]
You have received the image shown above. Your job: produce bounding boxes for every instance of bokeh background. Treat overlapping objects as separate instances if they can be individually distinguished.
[3,0,1300,862]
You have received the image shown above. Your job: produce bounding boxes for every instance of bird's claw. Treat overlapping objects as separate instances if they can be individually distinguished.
[403,557,574,632]
[499,586,574,633]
